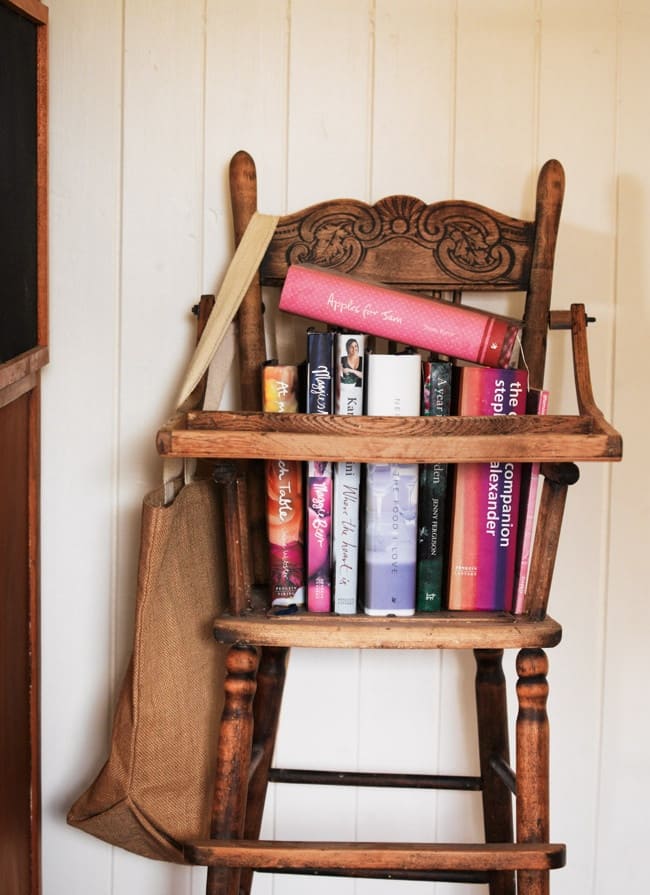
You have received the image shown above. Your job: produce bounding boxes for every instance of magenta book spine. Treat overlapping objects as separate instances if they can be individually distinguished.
[262,363,305,607]
[279,263,520,368]
[512,388,549,613]
[332,333,366,614]
[305,331,335,612]
[363,353,421,617]
[447,367,528,611]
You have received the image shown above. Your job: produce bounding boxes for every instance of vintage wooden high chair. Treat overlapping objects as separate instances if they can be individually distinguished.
[158,150,622,894]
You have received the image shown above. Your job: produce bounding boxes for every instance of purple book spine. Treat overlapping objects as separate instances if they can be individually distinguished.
[306,331,335,612]
[364,463,420,615]
[447,367,528,610]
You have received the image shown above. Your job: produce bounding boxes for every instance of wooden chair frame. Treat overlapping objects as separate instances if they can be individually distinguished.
[158,151,622,895]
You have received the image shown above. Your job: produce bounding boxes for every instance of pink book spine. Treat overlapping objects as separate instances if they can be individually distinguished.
[305,330,334,612]
[306,470,332,611]
[279,264,520,368]
[512,389,549,613]
[262,363,305,607]
[447,368,528,611]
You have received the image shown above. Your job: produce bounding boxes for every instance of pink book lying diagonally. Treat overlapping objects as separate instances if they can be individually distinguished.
[279,264,521,368]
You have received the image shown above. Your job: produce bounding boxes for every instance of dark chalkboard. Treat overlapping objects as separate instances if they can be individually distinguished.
[0,3,38,364]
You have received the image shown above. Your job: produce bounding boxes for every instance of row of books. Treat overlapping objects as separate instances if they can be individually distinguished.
[262,334,546,617]
[260,264,545,616]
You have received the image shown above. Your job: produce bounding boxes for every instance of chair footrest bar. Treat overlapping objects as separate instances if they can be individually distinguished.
[248,865,490,884]
[268,768,482,791]
[184,840,566,873]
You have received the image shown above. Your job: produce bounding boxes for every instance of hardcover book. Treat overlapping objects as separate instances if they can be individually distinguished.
[447,366,528,611]
[279,263,520,368]
[332,333,367,614]
[512,388,549,613]
[262,362,305,607]
[305,330,335,612]
[364,352,421,617]
[416,360,453,611]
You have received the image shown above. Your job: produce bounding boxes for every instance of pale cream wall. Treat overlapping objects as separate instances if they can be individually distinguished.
[42,2,647,893]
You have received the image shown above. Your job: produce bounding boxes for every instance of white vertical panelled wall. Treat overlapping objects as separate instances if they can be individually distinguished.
[43,1,647,894]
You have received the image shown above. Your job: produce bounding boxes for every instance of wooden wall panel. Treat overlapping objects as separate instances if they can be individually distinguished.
[597,2,650,891]
[454,0,538,208]
[203,0,290,411]
[372,0,456,201]
[42,1,123,893]
[536,4,618,890]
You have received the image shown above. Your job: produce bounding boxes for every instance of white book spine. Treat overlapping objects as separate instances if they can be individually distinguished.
[332,334,366,614]
[364,353,421,617]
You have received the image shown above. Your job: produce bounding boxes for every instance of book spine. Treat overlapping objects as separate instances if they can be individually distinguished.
[332,334,366,614]
[305,331,335,612]
[512,388,549,613]
[279,263,520,368]
[262,363,305,607]
[447,368,528,611]
[416,361,452,611]
[364,353,421,617]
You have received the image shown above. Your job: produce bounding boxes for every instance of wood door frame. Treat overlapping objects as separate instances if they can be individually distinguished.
[0,2,48,894]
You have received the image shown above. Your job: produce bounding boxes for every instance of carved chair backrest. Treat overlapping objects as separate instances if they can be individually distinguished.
[229,152,564,413]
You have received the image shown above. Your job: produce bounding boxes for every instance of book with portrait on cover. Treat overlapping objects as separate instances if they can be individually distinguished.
[332,332,367,615]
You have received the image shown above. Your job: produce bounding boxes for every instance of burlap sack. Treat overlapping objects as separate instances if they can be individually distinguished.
[67,478,228,863]
[67,212,278,863]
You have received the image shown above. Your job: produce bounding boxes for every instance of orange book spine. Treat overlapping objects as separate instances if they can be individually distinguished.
[262,363,305,607]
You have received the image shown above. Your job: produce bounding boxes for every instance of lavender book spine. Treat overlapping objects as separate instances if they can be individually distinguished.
[363,353,421,617]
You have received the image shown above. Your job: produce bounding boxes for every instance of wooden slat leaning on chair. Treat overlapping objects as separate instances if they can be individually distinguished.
[157,151,622,895]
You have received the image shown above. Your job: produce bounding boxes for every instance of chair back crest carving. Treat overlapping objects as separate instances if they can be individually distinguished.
[261,198,536,291]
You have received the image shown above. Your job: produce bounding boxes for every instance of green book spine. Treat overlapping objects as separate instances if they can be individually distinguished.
[416,361,452,611]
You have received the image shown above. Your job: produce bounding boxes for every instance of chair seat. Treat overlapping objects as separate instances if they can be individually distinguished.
[213,610,562,650]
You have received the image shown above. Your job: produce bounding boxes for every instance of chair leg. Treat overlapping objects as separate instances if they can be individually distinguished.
[239,646,289,895]
[516,648,550,895]
[207,644,260,895]
[475,649,516,895]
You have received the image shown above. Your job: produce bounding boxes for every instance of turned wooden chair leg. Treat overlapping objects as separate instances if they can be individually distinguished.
[239,646,289,895]
[475,648,516,895]
[206,644,260,895]
[516,648,550,895]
